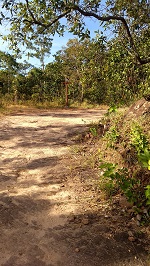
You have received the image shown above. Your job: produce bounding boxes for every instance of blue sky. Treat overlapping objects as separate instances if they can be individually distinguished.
[0,17,102,67]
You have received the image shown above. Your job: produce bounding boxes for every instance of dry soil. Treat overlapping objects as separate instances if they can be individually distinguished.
[0,108,149,266]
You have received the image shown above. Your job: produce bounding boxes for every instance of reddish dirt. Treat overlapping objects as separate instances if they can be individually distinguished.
[0,108,149,266]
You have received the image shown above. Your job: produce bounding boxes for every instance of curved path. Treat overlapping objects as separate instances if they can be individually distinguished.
[0,108,148,266]
[0,109,105,266]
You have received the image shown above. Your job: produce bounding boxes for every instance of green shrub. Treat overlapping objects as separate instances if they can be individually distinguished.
[99,162,140,204]
[145,185,150,206]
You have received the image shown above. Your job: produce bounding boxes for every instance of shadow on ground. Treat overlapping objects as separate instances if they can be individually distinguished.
[0,109,149,266]
[0,190,149,266]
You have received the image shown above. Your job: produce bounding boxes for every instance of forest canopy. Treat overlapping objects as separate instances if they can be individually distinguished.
[0,0,150,64]
[0,0,149,106]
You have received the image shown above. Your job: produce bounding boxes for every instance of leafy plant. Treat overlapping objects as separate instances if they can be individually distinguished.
[131,125,149,154]
[105,126,120,148]
[145,185,150,205]
[89,126,98,137]
[138,149,150,170]
[99,176,117,198]
[99,162,140,204]
[130,124,150,169]
[106,105,117,116]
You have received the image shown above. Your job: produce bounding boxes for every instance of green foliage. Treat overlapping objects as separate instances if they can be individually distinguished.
[98,110,150,216]
[0,0,149,108]
[0,0,149,106]
[99,175,117,198]
[106,105,117,115]
[54,37,107,104]
[1,0,149,66]
[138,149,150,170]
[90,126,98,137]
[131,125,149,154]
[0,51,19,72]
[145,185,150,206]
[105,126,120,148]
[99,162,140,204]
[130,124,150,170]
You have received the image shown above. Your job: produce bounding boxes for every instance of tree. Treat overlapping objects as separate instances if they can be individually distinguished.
[0,51,20,95]
[44,61,64,100]
[0,51,19,72]
[55,38,86,102]
[1,0,150,65]
[54,35,107,104]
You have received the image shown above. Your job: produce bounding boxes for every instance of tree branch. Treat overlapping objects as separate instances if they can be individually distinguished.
[72,5,150,65]
[24,1,150,64]
[25,0,71,31]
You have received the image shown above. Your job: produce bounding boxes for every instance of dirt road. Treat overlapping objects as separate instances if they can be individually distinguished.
[0,108,149,266]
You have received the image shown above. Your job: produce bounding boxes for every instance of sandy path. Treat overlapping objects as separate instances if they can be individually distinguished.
[0,108,149,266]
[0,108,105,266]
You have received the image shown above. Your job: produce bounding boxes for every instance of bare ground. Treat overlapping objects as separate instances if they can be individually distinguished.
[0,108,149,266]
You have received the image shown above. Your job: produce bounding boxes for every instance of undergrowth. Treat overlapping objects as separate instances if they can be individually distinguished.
[88,106,150,223]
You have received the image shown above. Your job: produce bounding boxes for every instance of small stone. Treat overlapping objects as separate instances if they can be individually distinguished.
[128,231,134,237]
[68,216,75,223]
[136,221,141,226]
[142,209,149,217]
[112,216,118,222]
[80,245,86,250]
[136,214,142,221]
[127,208,134,214]
[128,236,136,242]
[82,218,89,225]
[127,222,133,228]
[75,248,80,253]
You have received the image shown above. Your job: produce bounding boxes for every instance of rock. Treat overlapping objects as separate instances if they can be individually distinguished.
[136,221,141,226]
[128,236,136,242]
[75,248,80,253]
[124,98,150,118]
[142,208,149,217]
[82,218,89,225]
[127,208,134,214]
[68,216,76,223]
[136,214,142,221]
[128,231,134,237]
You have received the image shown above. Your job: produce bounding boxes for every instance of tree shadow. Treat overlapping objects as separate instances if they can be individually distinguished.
[0,110,149,266]
[0,190,149,266]
[0,122,87,146]
[0,158,149,266]
[45,212,149,266]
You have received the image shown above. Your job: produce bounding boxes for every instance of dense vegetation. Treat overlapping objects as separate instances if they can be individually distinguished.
[96,108,150,222]
[0,34,149,107]
[0,0,149,107]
